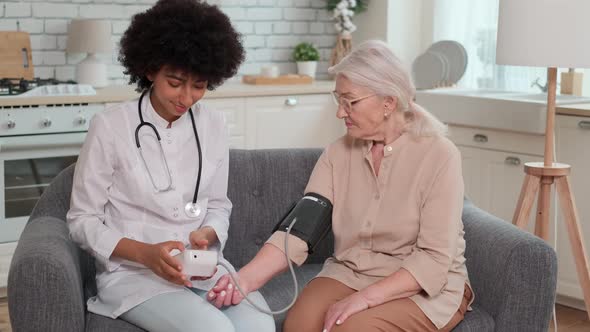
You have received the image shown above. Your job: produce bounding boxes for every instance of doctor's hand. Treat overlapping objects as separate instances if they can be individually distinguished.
[139,241,192,288]
[189,227,217,250]
[208,272,252,308]
[323,292,370,332]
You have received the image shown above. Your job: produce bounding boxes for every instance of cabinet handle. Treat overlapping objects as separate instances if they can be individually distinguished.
[284,98,298,106]
[578,121,590,130]
[505,156,521,166]
[473,134,488,143]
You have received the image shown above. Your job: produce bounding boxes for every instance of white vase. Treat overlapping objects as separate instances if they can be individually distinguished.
[296,61,317,78]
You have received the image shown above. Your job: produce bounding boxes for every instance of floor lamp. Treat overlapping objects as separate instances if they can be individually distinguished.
[496,0,590,318]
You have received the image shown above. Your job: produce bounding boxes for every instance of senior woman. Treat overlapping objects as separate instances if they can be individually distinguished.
[209,40,473,332]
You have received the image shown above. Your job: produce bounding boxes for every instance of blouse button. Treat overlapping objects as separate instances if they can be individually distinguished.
[173,213,179,218]
[252,190,260,197]
[386,146,393,152]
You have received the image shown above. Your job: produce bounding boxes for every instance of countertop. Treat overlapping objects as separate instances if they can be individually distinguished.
[556,103,590,117]
[0,80,336,107]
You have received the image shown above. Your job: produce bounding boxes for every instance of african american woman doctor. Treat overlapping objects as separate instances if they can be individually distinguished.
[66,1,275,331]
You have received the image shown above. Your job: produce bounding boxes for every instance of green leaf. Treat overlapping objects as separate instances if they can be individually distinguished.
[292,42,320,61]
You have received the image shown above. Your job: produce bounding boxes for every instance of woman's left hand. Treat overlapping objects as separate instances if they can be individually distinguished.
[323,292,370,332]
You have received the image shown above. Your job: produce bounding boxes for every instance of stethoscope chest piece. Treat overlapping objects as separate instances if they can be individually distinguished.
[185,201,202,218]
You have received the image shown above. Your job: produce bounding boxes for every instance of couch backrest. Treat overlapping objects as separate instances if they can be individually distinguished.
[224,149,333,267]
[29,149,332,270]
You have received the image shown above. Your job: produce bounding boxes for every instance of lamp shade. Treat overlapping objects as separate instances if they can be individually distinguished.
[496,0,590,68]
[66,19,112,54]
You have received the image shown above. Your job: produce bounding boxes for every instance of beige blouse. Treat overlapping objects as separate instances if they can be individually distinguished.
[267,132,473,329]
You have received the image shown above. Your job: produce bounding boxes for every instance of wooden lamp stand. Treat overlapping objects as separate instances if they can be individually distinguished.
[512,68,590,318]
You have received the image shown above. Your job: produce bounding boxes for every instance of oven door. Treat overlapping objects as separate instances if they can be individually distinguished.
[0,133,85,243]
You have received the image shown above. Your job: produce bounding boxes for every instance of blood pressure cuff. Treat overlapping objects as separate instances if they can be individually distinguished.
[272,192,333,254]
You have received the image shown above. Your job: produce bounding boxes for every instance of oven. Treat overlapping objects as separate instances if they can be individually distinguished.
[0,102,103,243]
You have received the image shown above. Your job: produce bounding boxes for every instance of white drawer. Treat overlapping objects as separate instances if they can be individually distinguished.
[448,125,545,156]
[245,93,333,111]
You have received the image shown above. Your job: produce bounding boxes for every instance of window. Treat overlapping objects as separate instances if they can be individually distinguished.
[432,0,546,92]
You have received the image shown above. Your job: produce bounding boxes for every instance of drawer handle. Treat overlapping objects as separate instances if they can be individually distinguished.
[473,134,488,143]
[284,98,298,106]
[505,156,521,166]
[578,121,590,130]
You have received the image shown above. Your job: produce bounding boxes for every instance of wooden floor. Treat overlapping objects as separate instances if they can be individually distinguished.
[0,297,9,332]
[0,296,588,331]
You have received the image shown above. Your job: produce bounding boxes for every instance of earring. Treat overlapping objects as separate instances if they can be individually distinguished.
[384,112,390,118]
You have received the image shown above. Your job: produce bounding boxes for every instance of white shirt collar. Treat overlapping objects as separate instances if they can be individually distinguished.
[142,90,192,129]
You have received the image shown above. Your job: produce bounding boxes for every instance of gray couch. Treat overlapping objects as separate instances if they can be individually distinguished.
[8,149,557,332]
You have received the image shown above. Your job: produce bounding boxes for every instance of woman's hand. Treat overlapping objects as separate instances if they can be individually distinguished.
[138,241,191,287]
[323,292,370,332]
[207,272,252,308]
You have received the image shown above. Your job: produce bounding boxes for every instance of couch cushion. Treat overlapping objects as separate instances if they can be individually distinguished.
[453,306,495,331]
[86,312,144,332]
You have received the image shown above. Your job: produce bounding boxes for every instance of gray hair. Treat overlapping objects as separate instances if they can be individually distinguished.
[328,40,447,137]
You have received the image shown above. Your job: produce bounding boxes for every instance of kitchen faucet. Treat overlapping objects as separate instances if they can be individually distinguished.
[531,77,548,92]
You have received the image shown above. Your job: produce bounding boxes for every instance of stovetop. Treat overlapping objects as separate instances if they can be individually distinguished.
[0,78,77,96]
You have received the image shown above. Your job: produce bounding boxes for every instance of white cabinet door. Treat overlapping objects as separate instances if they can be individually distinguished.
[200,97,246,149]
[457,145,484,209]
[555,115,590,301]
[244,94,344,149]
[456,145,544,236]
[480,149,546,236]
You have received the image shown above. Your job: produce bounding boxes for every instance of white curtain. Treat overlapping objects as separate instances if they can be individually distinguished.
[432,0,547,92]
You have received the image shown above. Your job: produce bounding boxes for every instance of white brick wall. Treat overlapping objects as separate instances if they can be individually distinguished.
[1,0,337,83]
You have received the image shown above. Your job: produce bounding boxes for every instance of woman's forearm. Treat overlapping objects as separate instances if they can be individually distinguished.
[238,243,290,291]
[359,268,422,307]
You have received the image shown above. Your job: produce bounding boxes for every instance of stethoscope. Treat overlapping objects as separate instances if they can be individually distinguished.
[134,90,203,218]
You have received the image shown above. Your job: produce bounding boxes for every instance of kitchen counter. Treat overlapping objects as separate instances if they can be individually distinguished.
[556,103,590,117]
[0,80,336,107]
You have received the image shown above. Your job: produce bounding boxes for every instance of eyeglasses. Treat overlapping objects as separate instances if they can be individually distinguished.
[331,91,376,114]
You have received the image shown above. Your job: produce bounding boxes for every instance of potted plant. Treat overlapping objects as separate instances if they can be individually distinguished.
[293,42,320,78]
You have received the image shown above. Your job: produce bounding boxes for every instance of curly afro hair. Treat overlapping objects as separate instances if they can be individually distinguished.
[119,0,244,91]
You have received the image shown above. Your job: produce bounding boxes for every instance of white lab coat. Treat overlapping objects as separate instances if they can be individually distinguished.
[67,92,234,318]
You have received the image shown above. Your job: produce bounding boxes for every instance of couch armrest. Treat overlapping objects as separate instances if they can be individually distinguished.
[462,199,557,332]
[8,216,85,332]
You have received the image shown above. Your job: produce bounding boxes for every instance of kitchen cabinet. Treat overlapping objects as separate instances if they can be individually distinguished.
[447,115,590,309]
[200,97,247,149]
[203,94,342,149]
[449,125,548,237]
[555,114,590,305]
[244,94,343,149]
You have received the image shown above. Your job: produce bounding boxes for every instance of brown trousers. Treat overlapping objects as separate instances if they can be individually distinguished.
[283,277,472,332]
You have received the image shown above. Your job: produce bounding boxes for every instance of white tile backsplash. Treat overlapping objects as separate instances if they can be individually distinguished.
[1,0,336,82]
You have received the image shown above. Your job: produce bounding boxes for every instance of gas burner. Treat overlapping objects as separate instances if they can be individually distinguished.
[0,78,77,96]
